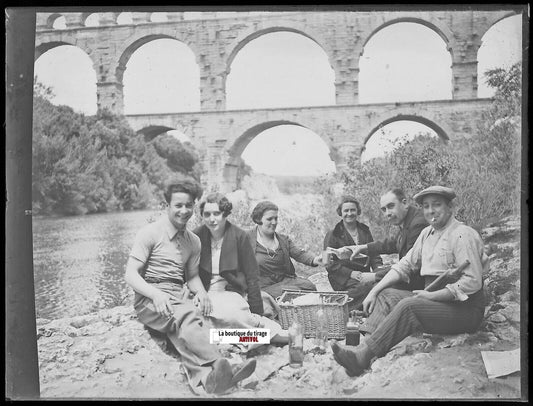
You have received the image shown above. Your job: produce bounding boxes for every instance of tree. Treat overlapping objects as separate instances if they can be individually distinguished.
[340,63,522,235]
[32,81,201,215]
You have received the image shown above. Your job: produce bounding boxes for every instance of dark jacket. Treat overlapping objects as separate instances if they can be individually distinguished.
[366,205,428,259]
[247,226,316,279]
[324,220,383,291]
[193,221,263,315]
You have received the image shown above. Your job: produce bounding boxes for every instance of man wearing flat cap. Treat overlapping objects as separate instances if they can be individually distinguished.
[331,185,489,377]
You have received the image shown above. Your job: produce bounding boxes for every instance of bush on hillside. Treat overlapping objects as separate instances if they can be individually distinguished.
[32,81,200,216]
[339,63,521,237]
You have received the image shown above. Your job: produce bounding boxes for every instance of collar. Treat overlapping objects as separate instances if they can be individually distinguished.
[398,205,417,229]
[164,215,186,240]
[256,227,279,249]
[197,221,239,272]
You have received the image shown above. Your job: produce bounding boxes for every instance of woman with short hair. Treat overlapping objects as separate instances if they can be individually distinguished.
[248,201,322,317]
[324,195,384,310]
[193,193,287,343]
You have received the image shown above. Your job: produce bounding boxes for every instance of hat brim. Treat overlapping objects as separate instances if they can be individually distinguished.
[414,191,456,205]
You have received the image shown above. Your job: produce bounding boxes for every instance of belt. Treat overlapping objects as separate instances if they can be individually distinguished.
[145,277,183,285]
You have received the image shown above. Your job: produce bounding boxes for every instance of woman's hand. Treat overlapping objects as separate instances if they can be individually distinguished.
[362,290,378,315]
[193,291,213,316]
[151,290,174,318]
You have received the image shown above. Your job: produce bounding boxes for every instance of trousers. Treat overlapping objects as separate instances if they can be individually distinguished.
[362,287,485,357]
[205,290,283,337]
[134,282,220,391]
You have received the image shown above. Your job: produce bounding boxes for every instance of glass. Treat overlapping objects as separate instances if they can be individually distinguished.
[288,320,304,368]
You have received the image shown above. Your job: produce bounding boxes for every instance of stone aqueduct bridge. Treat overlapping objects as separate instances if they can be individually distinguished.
[35,10,517,191]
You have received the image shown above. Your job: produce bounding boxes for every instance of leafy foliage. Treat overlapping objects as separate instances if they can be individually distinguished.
[32,82,200,215]
[340,63,522,236]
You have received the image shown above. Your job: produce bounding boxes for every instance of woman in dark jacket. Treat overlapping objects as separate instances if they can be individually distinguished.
[324,195,383,309]
[248,201,322,299]
[248,201,324,318]
[193,193,286,343]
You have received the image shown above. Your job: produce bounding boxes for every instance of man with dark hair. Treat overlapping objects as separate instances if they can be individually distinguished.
[331,186,487,376]
[335,188,428,290]
[125,179,255,395]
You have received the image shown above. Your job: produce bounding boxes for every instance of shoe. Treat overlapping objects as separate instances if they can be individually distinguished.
[330,341,366,377]
[205,358,233,394]
[230,359,257,385]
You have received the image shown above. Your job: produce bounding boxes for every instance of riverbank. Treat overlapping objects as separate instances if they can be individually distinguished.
[36,216,522,399]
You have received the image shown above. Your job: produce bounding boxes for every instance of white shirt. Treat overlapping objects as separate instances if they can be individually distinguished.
[391,217,489,301]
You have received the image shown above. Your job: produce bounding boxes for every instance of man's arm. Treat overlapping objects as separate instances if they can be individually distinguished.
[366,237,398,257]
[362,268,402,314]
[363,230,427,313]
[124,257,173,317]
[186,262,212,316]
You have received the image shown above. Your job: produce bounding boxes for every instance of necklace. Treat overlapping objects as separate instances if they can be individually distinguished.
[211,236,223,251]
[257,230,278,258]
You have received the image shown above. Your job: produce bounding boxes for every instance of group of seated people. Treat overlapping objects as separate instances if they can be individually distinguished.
[124,179,489,395]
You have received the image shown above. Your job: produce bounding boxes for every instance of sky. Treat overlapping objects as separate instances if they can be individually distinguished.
[34,12,522,176]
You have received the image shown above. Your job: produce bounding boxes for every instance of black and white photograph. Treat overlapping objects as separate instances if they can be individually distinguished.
[5,5,528,401]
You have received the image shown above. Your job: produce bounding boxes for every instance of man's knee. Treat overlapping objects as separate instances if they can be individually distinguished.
[394,296,423,315]
[376,287,402,302]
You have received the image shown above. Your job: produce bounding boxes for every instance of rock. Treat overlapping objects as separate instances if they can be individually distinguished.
[499,302,520,324]
[78,321,113,336]
[69,314,100,329]
[488,312,507,323]
[438,333,469,348]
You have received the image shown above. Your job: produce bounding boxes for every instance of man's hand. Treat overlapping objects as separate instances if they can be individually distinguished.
[193,291,213,316]
[362,291,378,315]
[412,290,435,300]
[151,290,174,318]
[350,245,367,261]
[328,246,355,260]
[313,254,325,266]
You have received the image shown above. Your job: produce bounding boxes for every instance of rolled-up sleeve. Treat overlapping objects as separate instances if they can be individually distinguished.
[390,229,426,283]
[445,227,486,301]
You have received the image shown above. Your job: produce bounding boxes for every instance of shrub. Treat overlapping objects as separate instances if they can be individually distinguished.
[340,63,521,234]
[32,82,201,216]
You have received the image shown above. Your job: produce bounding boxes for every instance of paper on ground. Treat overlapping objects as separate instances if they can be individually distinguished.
[481,348,520,379]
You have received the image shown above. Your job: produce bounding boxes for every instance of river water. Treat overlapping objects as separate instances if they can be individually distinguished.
[32,209,161,320]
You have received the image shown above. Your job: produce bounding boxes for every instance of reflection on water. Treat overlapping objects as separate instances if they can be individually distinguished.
[32,210,161,320]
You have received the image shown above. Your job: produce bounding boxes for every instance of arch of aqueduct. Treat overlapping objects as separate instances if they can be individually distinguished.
[35,10,520,191]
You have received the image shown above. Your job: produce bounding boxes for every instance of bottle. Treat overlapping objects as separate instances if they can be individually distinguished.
[288,319,304,368]
[314,308,328,352]
[345,311,360,346]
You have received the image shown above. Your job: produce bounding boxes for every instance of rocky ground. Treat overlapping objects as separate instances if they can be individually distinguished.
[36,216,523,400]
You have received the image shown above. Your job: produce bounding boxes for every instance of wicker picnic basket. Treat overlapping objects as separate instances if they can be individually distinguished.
[277,290,351,339]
